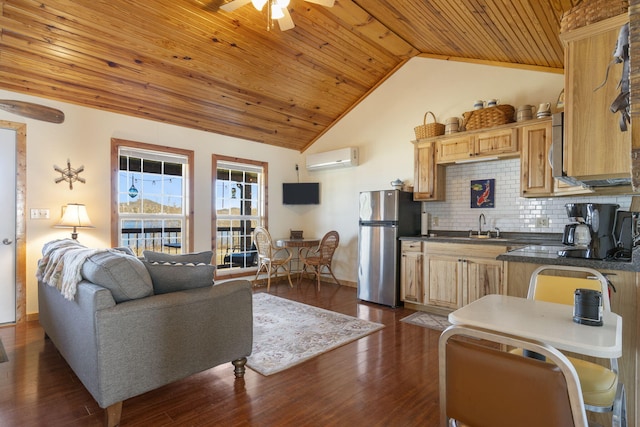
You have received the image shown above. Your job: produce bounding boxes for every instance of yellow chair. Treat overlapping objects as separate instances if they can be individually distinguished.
[440,324,591,427]
[253,226,293,291]
[298,230,340,291]
[516,265,626,427]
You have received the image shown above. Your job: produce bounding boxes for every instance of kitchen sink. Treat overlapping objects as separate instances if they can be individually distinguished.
[444,236,510,242]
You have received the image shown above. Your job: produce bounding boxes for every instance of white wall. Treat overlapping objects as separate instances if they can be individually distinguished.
[0,89,301,315]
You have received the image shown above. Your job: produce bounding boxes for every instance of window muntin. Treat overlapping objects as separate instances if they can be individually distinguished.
[116,147,188,255]
[215,160,264,273]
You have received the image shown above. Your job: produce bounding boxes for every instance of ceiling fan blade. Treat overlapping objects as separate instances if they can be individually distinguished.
[304,0,334,7]
[277,8,295,31]
[0,100,65,123]
[220,0,252,12]
[195,0,226,12]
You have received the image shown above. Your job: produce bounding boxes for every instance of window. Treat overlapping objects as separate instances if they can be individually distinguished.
[213,155,266,276]
[111,139,194,255]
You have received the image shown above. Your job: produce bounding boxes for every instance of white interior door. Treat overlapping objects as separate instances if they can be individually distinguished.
[0,128,16,324]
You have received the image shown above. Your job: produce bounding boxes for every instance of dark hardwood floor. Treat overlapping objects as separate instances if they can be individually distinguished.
[0,280,442,426]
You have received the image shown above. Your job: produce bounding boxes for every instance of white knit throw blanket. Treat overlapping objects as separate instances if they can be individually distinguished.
[36,239,103,301]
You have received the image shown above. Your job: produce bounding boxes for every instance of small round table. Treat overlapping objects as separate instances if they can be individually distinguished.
[275,238,320,274]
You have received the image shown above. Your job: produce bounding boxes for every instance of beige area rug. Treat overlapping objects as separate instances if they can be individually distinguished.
[247,293,384,376]
[401,312,451,332]
[0,338,7,363]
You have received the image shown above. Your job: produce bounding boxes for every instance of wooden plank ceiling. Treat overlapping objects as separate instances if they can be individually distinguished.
[0,0,580,151]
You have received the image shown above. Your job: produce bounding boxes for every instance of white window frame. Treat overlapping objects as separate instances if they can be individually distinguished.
[111,138,194,254]
[213,155,267,278]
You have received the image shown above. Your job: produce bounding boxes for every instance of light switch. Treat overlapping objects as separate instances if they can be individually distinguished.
[30,208,50,219]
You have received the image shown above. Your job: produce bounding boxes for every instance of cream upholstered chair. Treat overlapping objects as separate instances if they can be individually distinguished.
[298,230,340,291]
[253,226,293,291]
[513,265,626,427]
[440,325,591,427]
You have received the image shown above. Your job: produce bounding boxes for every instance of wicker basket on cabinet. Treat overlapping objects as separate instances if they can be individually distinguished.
[414,111,445,139]
[462,105,515,131]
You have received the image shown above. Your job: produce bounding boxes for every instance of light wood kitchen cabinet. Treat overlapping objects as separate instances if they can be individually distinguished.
[561,14,631,181]
[425,243,507,310]
[436,135,473,163]
[474,128,518,158]
[400,241,423,303]
[413,140,445,201]
[520,119,553,197]
[464,257,504,304]
[436,127,518,164]
[426,254,461,309]
[520,118,592,197]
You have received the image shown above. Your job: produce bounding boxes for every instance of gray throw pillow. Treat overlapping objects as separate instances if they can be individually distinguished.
[81,250,154,303]
[143,250,213,265]
[142,261,215,294]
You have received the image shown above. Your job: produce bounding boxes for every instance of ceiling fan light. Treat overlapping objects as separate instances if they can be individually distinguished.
[271,4,285,19]
[251,0,268,10]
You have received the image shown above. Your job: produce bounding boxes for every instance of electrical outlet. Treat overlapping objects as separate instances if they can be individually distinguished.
[535,216,549,227]
[30,208,50,219]
[433,216,439,226]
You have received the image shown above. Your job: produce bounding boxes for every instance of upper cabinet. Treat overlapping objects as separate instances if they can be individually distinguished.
[561,14,631,181]
[520,119,554,197]
[413,140,445,201]
[436,127,518,164]
[519,118,592,197]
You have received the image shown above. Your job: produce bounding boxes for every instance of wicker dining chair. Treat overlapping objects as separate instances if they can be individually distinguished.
[253,226,293,291]
[298,230,340,291]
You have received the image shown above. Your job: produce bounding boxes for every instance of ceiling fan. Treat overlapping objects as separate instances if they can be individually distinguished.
[220,0,335,31]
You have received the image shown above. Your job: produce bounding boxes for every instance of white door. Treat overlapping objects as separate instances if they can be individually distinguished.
[0,128,16,324]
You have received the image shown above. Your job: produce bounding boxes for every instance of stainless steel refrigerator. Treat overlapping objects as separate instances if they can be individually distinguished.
[357,190,420,307]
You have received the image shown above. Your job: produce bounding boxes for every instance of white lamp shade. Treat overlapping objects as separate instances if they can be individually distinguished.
[55,204,95,229]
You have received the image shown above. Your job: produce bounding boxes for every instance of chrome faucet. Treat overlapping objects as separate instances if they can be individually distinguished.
[478,213,486,236]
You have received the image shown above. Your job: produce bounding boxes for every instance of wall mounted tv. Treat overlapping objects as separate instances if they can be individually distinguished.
[283,182,320,205]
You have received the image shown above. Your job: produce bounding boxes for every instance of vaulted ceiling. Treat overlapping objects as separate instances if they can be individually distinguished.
[0,0,581,151]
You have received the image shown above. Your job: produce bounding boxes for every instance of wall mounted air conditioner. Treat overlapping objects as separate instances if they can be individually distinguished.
[306,147,359,171]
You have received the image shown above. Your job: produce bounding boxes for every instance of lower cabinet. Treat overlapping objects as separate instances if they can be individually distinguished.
[426,254,461,309]
[426,253,504,309]
[400,241,423,303]
[400,241,507,310]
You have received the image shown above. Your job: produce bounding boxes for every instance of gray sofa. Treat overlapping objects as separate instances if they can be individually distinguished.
[37,246,253,427]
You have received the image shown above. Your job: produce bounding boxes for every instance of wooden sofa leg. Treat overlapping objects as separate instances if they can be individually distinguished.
[104,401,122,427]
[232,357,247,378]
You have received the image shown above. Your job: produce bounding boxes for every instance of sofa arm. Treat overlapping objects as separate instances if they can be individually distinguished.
[38,280,117,391]
[91,279,253,408]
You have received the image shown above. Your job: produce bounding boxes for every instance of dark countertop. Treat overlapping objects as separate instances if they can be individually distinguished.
[400,231,640,272]
[497,245,640,272]
[399,231,561,246]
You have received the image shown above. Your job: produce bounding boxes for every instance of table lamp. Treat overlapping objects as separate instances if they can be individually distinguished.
[55,203,95,240]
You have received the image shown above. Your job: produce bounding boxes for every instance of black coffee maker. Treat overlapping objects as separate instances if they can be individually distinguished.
[559,203,619,259]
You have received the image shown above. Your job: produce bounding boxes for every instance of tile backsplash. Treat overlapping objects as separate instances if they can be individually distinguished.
[424,158,632,234]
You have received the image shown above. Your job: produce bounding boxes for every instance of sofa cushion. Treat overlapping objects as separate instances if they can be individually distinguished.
[112,246,136,257]
[143,250,213,265]
[81,250,154,303]
[142,261,215,294]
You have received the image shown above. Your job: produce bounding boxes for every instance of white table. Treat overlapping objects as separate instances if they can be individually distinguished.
[448,294,622,359]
